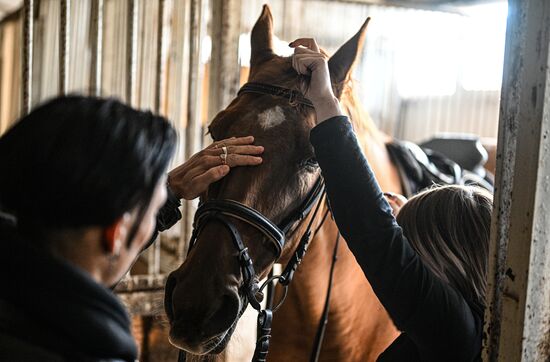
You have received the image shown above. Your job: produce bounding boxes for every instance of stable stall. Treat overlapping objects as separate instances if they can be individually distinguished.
[0,0,547,361]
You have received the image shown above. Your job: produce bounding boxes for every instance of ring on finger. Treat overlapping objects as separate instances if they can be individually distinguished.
[220,146,229,165]
[220,153,228,165]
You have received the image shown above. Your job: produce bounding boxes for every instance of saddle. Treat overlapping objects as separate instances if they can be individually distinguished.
[386,136,494,197]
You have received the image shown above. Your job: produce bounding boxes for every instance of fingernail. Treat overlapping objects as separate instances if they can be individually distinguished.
[256,157,263,163]
[222,165,230,172]
[258,146,264,151]
[288,42,294,47]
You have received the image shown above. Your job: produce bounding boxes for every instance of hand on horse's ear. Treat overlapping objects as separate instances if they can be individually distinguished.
[290,39,344,123]
[290,39,331,99]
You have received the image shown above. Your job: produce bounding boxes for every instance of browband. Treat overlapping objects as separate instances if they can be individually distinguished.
[238,82,315,108]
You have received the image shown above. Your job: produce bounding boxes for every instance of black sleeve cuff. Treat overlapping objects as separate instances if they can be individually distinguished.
[156,186,182,232]
[310,116,353,147]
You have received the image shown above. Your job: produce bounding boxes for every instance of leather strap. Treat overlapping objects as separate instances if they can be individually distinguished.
[278,178,325,234]
[238,82,315,109]
[185,176,327,362]
[194,199,285,258]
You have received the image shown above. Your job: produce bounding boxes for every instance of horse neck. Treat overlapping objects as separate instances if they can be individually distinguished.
[270,203,398,361]
[269,89,402,361]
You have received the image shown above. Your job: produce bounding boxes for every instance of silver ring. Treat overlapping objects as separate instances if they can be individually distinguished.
[220,153,227,164]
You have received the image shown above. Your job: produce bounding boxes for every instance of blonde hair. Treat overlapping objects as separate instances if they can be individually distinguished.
[396,185,493,305]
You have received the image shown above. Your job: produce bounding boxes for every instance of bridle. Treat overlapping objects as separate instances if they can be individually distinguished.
[178,82,339,362]
[237,82,315,108]
[189,176,325,305]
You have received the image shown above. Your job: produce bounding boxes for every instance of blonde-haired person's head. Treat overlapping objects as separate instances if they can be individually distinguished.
[396,185,493,305]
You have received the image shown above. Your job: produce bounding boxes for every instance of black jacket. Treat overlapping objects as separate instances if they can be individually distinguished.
[0,219,138,362]
[310,116,483,362]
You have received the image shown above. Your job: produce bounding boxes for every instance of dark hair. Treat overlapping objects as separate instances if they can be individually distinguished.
[0,96,176,243]
[396,185,492,305]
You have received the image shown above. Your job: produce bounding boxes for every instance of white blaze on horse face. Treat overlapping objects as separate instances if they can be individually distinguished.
[257,106,285,130]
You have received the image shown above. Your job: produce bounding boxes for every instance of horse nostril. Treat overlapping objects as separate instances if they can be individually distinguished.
[164,273,177,320]
[201,294,240,337]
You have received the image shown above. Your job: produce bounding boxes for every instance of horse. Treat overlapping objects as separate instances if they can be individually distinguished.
[164,5,403,361]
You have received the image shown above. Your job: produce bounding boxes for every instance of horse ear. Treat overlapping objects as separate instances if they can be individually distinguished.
[328,18,371,98]
[250,5,275,66]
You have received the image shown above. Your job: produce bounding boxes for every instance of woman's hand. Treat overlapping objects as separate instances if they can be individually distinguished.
[289,38,344,123]
[383,192,408,216]
[167,136,263,200]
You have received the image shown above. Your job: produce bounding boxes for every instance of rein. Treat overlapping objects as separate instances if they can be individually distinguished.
[178,83,338,362]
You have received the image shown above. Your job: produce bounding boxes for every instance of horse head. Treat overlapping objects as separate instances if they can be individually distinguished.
[165,4,370,355]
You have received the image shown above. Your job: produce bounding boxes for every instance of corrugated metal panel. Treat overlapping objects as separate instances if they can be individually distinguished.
[237,0,505,143]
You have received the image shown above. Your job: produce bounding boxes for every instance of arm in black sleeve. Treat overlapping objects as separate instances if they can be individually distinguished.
[310,116,481,361]
[143,186,182,250]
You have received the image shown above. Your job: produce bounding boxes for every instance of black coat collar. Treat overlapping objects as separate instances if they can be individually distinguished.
[0,223,137,361]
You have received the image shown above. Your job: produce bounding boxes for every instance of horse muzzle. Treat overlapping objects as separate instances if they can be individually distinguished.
[164,271,243,354]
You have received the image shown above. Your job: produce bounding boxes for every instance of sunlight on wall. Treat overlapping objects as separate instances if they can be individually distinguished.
[393,2,508,98]
[393,10,462,98]
[460,2,508,92]
[235,0,508,141]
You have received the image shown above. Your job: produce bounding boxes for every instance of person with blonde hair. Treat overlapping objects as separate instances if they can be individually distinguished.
[290,38,492,361]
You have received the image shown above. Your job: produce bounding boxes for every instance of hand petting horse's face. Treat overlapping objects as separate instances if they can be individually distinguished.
[165,4,369,356]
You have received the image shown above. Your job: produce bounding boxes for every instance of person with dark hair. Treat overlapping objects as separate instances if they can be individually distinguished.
[0,96,263,361]
[288,39,492,361]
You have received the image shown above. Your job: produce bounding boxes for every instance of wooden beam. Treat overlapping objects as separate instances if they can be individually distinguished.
[182,0,206,255]
[59,0,69,95]
[154,0,165,114]
[21,0,32,114]
[311,0,495,13]
[207,0,242,121]
[89,0,103,97]
[118,291,166,316]
[483,1,550,361]
[126,0,137,105]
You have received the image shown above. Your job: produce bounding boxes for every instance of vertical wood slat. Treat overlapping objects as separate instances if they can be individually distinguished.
[152,0,166,275]
[90,0,103,96]
[22,0,34,115]
[483,0,550,361]
[154,0,165,114]
[208,0,242,121]
[182,0,204,257]
[168,0,190,264]
[59,0,70,95]
[126,0,138,105]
